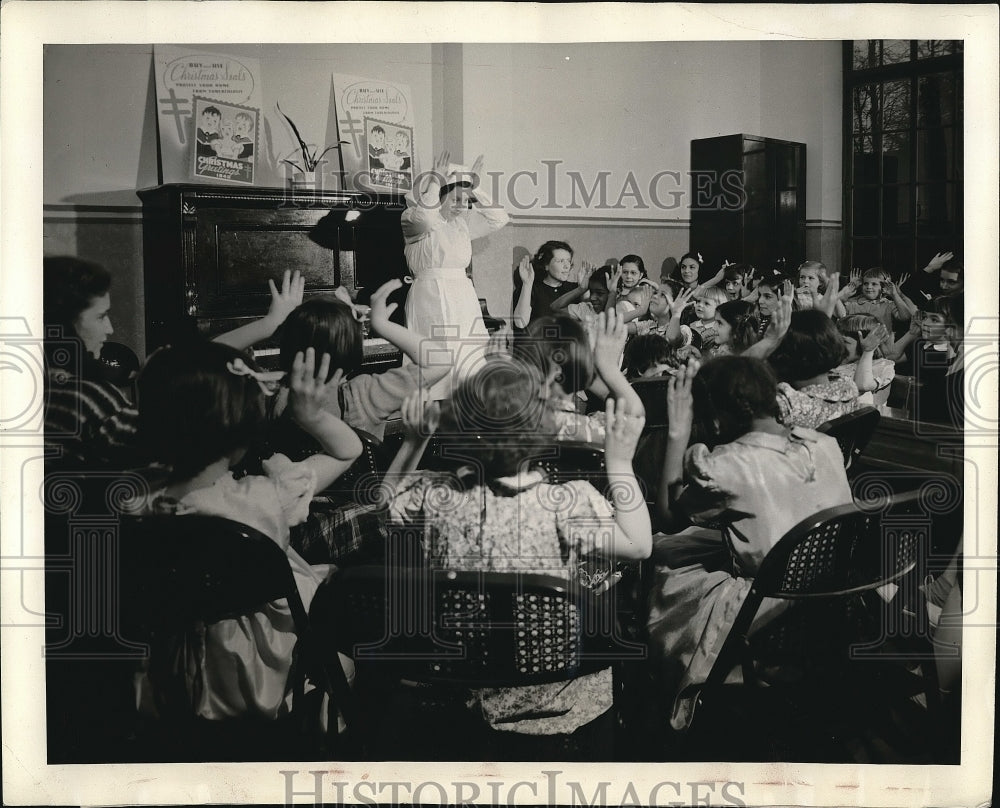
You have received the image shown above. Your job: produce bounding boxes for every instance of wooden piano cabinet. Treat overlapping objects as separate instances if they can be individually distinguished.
[137,184,408,370]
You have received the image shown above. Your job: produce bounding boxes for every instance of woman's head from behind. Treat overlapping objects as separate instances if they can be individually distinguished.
[693,356,780,447]
[43,256,114,361]
[512,315,595,395]
[279,296,364,381]
[438,357,556,478]
[532,240,574,285]
[138,340,266,480]
[768,309,847,383]
[714,300,759,353]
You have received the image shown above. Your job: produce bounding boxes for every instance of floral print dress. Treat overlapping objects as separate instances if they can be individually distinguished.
[388,469,619,735]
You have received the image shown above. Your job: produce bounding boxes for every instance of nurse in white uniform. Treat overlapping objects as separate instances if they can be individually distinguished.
[401,150,509,398]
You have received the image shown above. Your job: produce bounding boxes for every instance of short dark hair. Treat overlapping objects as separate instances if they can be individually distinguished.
[278,296,365,380]
[715,299,760,354]
[767,309,847,383]
[932,293,964,330]
[437,357,556,478]
[138,340,266,480]
[43,255,112,332]
[619,254,647,278]
[202,106,221,118]
[622,333,674,377]
[531,240,574,274]
[693,355,779,446]
[512,315,594,394]
[723,263,750,283]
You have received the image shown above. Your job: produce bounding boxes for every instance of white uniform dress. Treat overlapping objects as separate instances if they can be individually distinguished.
[401,187,509,398]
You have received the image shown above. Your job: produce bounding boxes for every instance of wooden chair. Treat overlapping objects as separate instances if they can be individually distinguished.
[313,565,644,759]
[679,490,926,758]
[118,514,356,761]
[817,405,881,471]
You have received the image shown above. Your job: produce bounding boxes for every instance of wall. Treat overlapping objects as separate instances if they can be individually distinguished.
[43,41,843,354]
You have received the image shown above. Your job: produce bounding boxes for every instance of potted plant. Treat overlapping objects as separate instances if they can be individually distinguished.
[277,103,347,188]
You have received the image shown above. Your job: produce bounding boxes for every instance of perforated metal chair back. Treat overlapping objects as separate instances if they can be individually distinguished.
[816,406,881,470]
[330,566,620,688]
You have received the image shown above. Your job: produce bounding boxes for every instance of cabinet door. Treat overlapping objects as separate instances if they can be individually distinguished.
[193,207,339,317]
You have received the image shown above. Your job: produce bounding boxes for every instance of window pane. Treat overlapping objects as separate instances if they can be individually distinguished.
[882,131,911,184]
[882,239,915,274]
[853,40,879,70]
[853,187,879,236]
[882,40,911,65]
[882,186,912,235]
[916,184,955,234]
[851,239,881,270]
[853,135,877,185]
[882,80,910,130]
[918,73,955,126]
[917,128,955,183]
[853,85,877,137]
[916,40,959,59]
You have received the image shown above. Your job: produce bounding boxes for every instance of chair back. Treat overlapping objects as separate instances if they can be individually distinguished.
[327,566,625,688]
[630,376,672,428]
[817,406,881,469]
[694,490,924,713]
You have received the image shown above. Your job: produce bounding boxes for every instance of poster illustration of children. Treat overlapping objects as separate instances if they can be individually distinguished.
[365,117,413,191]
[192,96,258,184]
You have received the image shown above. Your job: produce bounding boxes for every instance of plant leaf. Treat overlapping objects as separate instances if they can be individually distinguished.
[276,102,309,161]
[281,158,305,173]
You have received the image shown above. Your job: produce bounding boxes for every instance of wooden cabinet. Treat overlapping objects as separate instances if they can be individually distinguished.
[689,134,806,272]
[137,184,408,370]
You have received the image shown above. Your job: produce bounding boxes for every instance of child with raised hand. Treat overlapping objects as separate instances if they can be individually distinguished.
[649,355,851,730]
[833,315,896,409]
[631,284,697,350]
[615,254,658,318]
[551,265,616,337]
[212,268,306,351]
[136,341,362,720]
[378,362,650,749]
[768,309,865,429]
[689,285,728,354]
[269,278,451,440]
[710,300,760,357]
[839,267,917,332]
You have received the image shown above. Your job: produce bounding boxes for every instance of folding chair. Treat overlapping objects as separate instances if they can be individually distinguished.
[119,514,356,761]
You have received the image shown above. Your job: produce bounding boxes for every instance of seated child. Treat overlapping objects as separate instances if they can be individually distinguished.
[689,285,728,355]
[269,279,450,441]
[768,309,864,429]
[649,356,852,729]
[711,299,760,357]
[615,254,658,318]
[513,311,643,444]
[630,283,695,348]
[134,341,361,720]
[839,267,916,332]
[379,363,650,749]
[833,314,896,410]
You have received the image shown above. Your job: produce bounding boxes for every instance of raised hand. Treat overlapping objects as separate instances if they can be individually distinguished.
[706,266,726,286]
[669,286,696,316]
[818,272,841,316]
[399,390,440,441]
[576,260,596,289]
[860,323,889,353]
[849,268,862,289]
[604,394,645,464]
[608,265,624,292]
[289,348,343,428]
[369,279,403,330]
[469,153,484,183]
[897,272,911,289]
[593,308,628,367]
[517,255,535,287]
[666,358,699,440]
[266,269,305,326]
[432,149,451,180]
[926,251,954,272]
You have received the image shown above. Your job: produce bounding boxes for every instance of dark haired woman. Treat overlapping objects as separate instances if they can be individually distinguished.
[43,256,139,467]
[767,309,864,429]
[649,356,852,730]
[401,150,509,398]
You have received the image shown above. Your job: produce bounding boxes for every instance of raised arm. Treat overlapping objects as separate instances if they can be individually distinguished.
[742,280,793,359]
[466,154,510,239]
[512,256,534,329]
[288,348,364,491]
[213,269,305,350]
[374,391,440,511]
[368,279,451,389]
[656,359,698,529]
[884,275,917,320]
[551,261,594,310]
[602,396,651,560]
[853,324,889,393]
[592,308,644,417]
